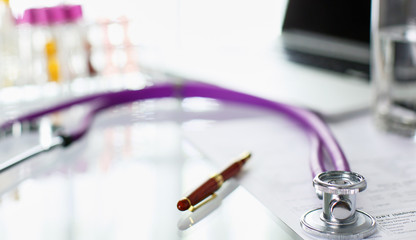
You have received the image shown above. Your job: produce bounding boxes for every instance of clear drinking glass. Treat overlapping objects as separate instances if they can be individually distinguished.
[372,0,416,136]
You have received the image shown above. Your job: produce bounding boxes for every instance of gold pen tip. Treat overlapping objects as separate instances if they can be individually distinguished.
[239,151,251,164]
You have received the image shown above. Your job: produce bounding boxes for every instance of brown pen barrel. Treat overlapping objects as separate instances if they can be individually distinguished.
[221,161,242,181]
[177,152,251,211]
[221,153,250,181]
[189,177,220,204]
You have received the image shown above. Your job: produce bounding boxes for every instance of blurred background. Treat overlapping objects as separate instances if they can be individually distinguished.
[2,0,287,111]
[1,0,373,122]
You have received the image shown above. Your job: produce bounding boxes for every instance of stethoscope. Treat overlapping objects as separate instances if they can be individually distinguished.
[0,80,376,239]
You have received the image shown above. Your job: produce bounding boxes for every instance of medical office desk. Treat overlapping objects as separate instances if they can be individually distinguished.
[0,43,415,240]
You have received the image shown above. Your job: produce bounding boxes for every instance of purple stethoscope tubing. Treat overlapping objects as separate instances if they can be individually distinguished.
[0,81,349,176]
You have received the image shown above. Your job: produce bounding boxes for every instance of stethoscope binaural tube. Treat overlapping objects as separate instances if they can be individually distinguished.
[0,81,349,174]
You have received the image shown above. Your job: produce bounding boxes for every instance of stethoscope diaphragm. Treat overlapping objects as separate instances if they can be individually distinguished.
[300,171,377,239]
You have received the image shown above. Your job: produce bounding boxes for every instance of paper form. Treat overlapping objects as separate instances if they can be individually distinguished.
[182,113,416,239]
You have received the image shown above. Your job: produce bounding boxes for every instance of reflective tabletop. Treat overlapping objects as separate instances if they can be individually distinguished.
[0,98,301,240]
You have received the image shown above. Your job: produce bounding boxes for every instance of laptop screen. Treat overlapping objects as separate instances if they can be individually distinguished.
[282,0,371,79]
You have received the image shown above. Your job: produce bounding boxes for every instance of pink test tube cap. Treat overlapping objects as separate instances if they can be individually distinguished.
[31,8,49,25]
[46,6,66,24]
[66,5,83,22]
[20,9,33,24]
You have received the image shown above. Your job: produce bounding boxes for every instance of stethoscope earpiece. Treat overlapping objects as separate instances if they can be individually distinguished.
[300,171,377,239]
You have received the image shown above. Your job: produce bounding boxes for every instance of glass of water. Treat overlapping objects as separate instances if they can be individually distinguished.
[372,0,416,136]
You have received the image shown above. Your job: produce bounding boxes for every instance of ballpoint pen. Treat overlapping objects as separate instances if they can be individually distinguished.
[177,152,251,212]
[177,178,239,230]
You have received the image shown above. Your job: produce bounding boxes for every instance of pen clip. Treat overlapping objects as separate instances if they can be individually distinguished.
[190,193,218,212]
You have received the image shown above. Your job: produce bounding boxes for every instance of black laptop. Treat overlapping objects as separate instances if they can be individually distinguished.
[281,0,371,80]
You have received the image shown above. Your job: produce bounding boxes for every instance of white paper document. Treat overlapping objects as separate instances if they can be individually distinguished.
[183,113,416,239]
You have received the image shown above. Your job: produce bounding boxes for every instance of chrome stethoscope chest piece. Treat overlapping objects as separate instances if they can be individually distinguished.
[300,171,377,239]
